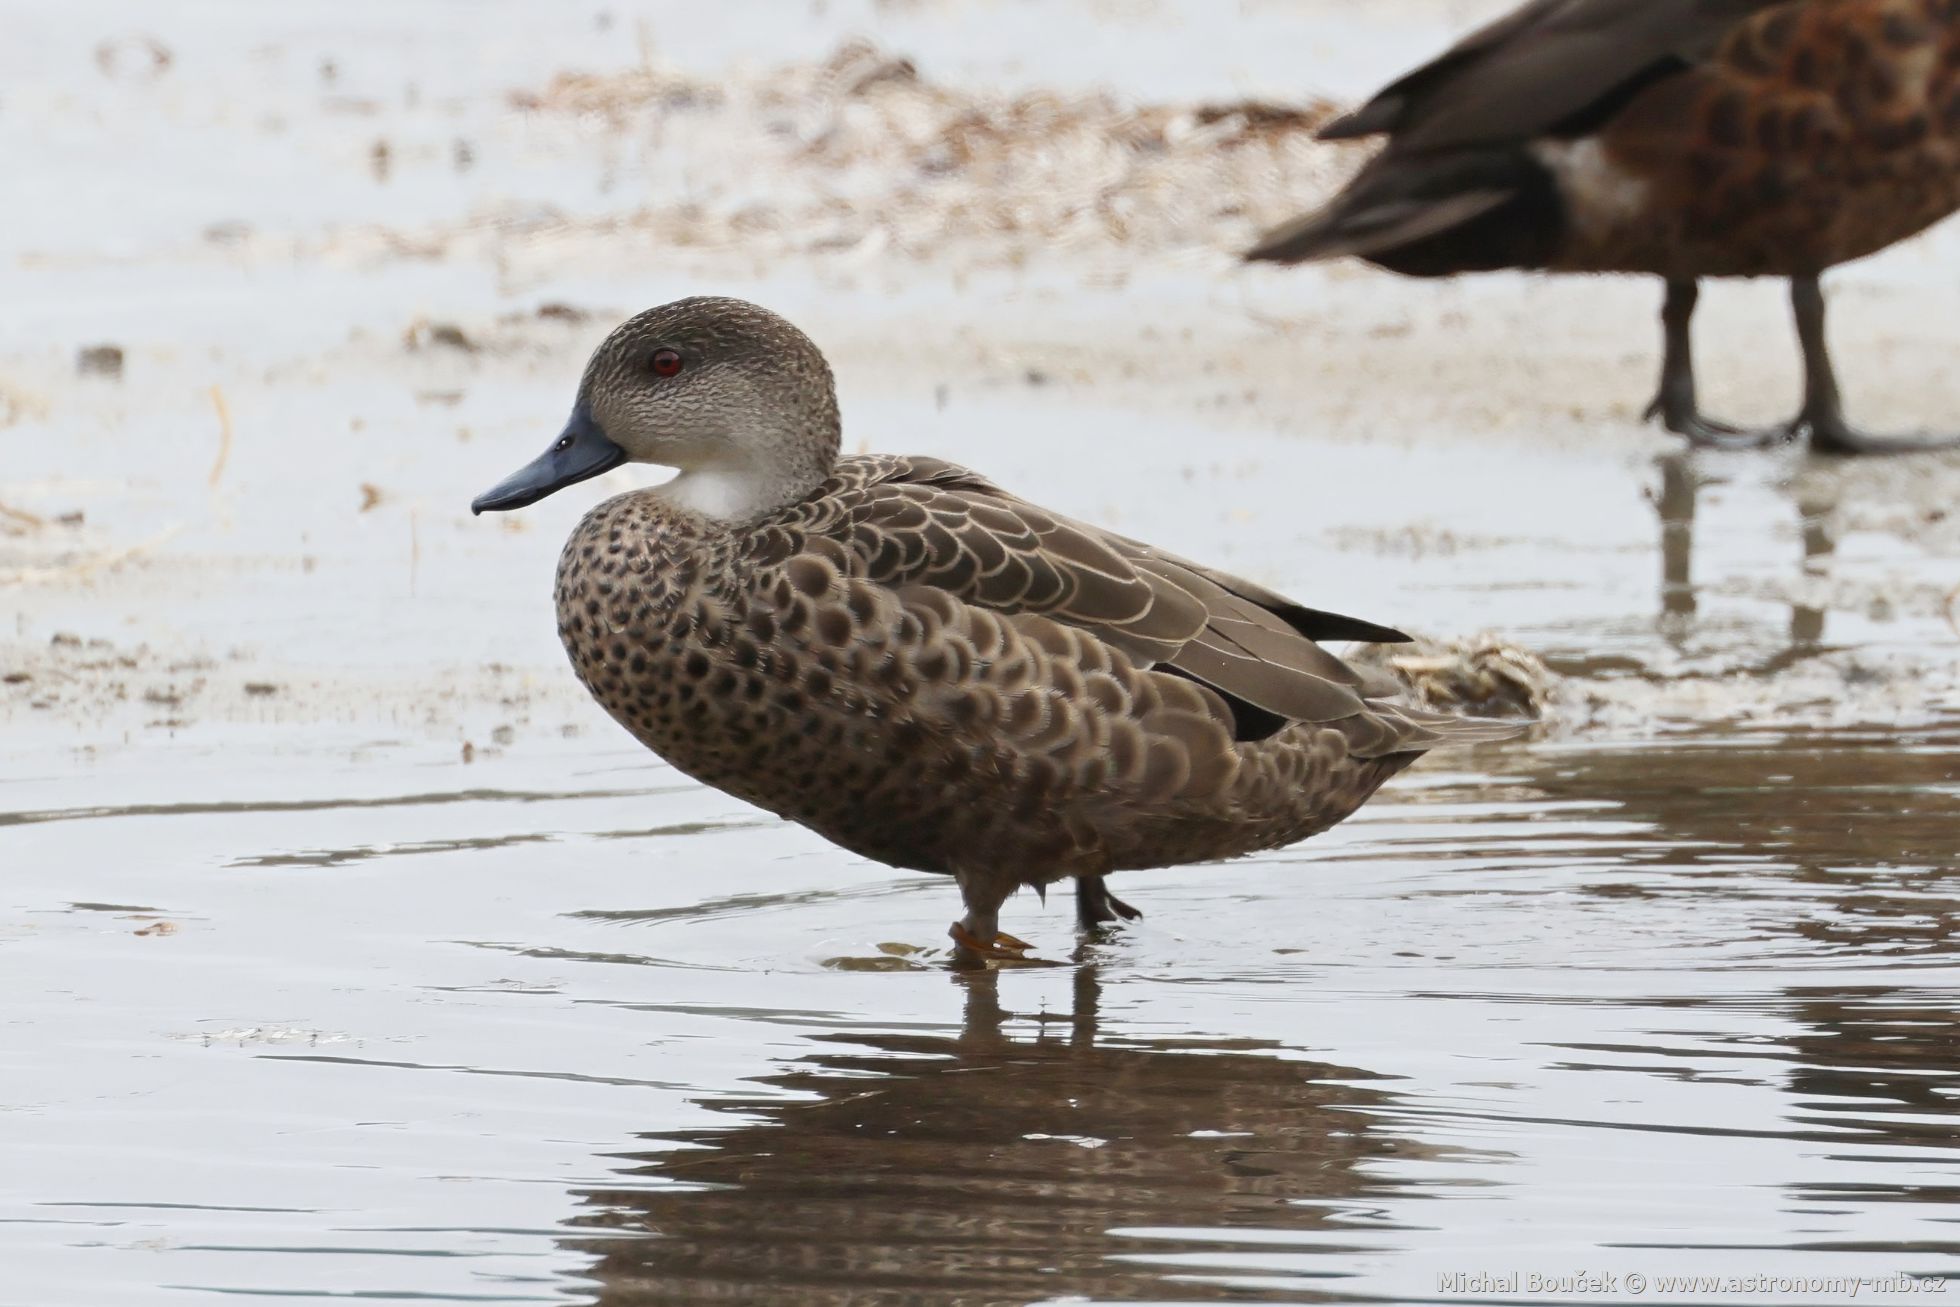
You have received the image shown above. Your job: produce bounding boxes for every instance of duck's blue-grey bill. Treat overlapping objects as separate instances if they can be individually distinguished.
[471,410,626,514]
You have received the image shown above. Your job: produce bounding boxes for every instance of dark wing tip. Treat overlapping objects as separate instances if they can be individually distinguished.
[1243,212,1330,264]
[1316,97,1401,140]
[1277,606,1412,646]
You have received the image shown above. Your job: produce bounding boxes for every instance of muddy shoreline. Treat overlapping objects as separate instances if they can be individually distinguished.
[7,11,1958,759]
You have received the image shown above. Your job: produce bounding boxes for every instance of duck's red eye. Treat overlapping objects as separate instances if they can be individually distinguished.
[650,348,684,378]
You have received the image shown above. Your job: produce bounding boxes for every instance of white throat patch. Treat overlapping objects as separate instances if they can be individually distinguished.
[655,466,774,523]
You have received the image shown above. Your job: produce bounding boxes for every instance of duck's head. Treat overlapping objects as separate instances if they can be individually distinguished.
[471,296,843,523]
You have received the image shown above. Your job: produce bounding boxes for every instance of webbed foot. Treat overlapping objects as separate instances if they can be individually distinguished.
[948,922,1037,968]
[1075,875,1142,931]
[1645,394,1796,451]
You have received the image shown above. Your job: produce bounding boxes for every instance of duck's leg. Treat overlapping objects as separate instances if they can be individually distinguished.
[1075,874,1142,931]
[947,870,1033,969]
[1645,278,1786,449]
[1788,275,1960,455]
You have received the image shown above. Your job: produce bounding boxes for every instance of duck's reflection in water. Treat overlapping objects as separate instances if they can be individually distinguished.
[566,966,1451,1305]
[1653,451,1838,670]
[1780,986,1960,1218]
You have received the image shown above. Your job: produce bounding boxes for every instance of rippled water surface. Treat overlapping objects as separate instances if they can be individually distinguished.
[7,711,1960,1305]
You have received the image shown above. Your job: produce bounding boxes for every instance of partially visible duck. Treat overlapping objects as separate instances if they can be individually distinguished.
[1249,0,1960,455]
[472,297,1520,965]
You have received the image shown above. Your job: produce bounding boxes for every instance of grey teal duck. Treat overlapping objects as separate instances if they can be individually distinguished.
[1248,0,1960,455]
[472,297,1521,966]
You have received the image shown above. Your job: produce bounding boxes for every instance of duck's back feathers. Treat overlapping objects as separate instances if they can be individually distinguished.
[1321,0,1773,150]
[759,455,1472,754]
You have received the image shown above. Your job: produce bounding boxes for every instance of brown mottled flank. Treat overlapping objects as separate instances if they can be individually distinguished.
[1246,0,1960,453]
[1573,0,1960,277]
[510,299,1521,959]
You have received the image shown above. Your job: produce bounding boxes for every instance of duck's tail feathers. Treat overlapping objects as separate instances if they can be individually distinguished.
[1245,187,1511,266]
[1410,708,1533,746]
[1356,700,1533,758]
[1245,146,1561,276]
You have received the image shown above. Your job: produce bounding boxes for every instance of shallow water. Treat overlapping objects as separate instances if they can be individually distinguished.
[6,710,1960,1305]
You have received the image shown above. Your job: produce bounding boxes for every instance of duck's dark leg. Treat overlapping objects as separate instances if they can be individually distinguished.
[1075,875,1141,931]
[948,871,1033,969]
[1645,278,1784,449]
[1789,275,1960,455]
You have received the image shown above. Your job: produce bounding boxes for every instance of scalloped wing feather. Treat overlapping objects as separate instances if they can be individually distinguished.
[767,456,1417,735]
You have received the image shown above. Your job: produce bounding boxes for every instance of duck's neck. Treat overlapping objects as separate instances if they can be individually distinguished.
[656,464,808,524]
[654,414,840,527]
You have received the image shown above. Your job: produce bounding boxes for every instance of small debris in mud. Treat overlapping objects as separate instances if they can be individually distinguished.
[490,724,515,745]
[510,41,1343,266]
[359,483,385,511]
[3,672,31,685]
[77,345,125,378]
[824,42,918,96]
[131,919,180,937]
[1190,100,1331,137]
[460,741,476,764]
[416,390,464,406]
[243,682,281,697]
[452,138,475,171]
[404,319,475,352]
[536,302,590,322]
[370,138,393,182]
[94,35,171,81]
[208,384,234,487]
[1351,634,1554,720]
[1,502,46,533]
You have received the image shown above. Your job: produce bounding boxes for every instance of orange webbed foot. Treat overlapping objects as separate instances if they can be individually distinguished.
[947,923,1048,968]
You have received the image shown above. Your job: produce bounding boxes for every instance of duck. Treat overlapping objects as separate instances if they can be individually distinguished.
[471,297,1521,966]
[1247,0,1960,455]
